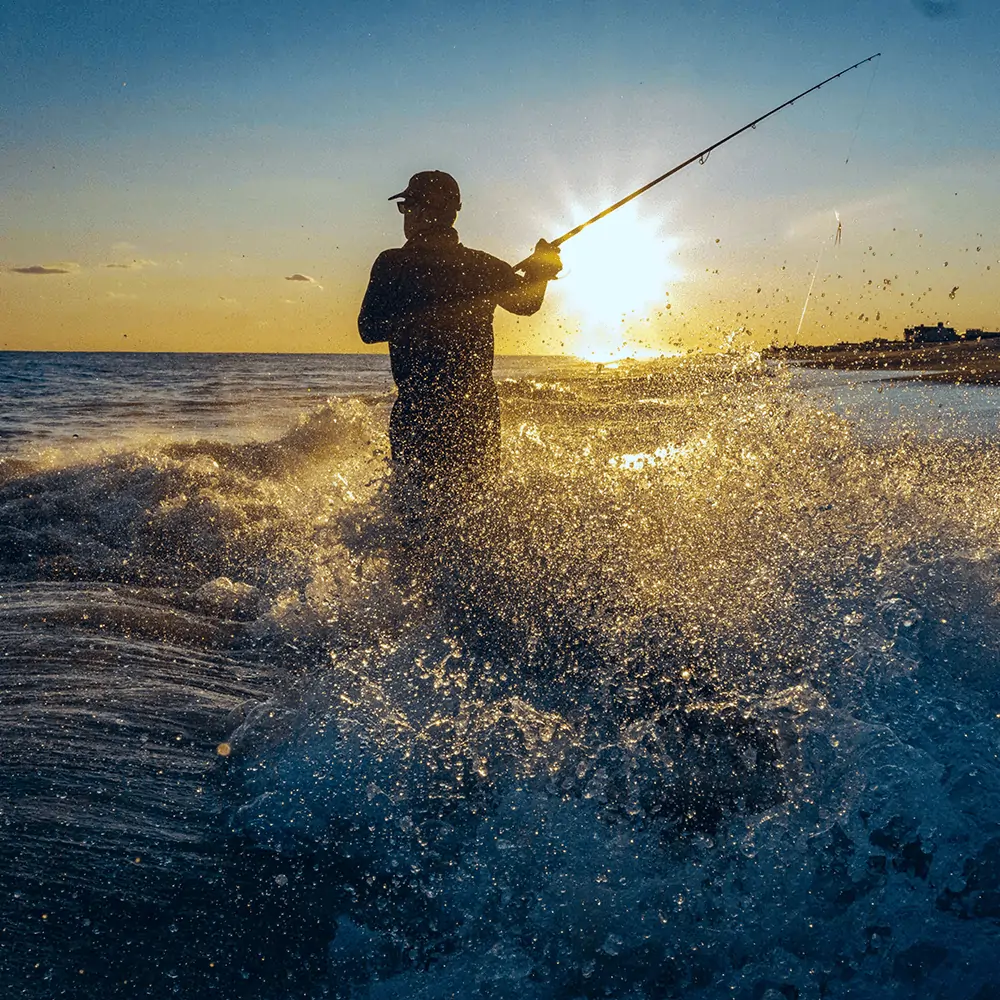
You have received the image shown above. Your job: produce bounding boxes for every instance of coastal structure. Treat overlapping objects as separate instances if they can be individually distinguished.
[904,322,959,343]
[965,329,1000,340]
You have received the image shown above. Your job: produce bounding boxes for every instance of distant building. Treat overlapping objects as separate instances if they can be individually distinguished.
[965,329,1000,340]
[904,322,958,343]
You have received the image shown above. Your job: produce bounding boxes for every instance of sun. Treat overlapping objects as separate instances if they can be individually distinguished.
[549,200,684,361]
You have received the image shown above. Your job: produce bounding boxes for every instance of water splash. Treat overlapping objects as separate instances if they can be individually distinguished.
[4,355,1000,997]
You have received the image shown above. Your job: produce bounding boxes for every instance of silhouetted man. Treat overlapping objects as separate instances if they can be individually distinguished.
[358,171,561,488]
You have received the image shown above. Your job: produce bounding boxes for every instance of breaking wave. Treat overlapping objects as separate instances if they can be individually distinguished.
[3,353,1000,998]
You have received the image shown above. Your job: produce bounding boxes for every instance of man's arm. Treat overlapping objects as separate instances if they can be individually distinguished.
[497,240,562,317]
[358,253,397,345]
[498,274,550,316]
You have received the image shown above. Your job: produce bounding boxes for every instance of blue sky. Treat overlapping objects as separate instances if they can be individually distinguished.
[2,0,998,353]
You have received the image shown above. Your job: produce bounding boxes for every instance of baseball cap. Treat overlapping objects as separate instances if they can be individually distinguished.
[388,171,462,211]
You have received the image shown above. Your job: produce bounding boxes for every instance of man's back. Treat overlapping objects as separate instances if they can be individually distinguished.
[357,171,561,485]
[359,228,514,405]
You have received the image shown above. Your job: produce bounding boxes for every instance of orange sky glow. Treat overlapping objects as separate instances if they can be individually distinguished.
[3,2,998,355]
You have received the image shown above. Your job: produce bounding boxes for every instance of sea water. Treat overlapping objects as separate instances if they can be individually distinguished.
[1,350,999,999]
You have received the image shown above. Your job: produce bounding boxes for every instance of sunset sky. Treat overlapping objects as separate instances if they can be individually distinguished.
[2,0,998,356]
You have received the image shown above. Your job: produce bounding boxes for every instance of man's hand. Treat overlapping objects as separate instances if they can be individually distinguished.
[523,239,562,281]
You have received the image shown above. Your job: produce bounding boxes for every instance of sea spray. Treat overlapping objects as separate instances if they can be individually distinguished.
[3,354,1000,997]
[221,356,1000,997]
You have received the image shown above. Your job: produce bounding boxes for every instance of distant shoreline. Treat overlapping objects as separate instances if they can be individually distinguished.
[766,339,1000,385]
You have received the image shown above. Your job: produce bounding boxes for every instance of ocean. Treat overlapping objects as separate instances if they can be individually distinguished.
[2,350,999,999]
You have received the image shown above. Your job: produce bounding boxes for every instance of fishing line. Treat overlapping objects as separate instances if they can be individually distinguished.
[844,56,880,165]
[795,234,829,342]
[795,54,881,339]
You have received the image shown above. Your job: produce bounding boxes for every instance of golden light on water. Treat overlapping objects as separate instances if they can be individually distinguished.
[551,201,684,361]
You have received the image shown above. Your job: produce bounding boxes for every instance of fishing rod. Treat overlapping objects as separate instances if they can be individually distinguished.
[514,52,881,271]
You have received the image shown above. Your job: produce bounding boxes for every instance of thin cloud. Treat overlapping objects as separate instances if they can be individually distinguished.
[9,262,79,275]
[105,259,156,270]
[285,272,323,290]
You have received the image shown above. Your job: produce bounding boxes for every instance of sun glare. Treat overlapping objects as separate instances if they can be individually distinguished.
[550,200,684,361]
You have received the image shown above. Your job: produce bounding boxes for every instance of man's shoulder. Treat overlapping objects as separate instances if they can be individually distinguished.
[457,245,515,280]
[458,244,505,265]
[368,247,408,278]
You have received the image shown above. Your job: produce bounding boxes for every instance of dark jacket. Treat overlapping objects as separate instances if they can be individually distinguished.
[358,227,547,480]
